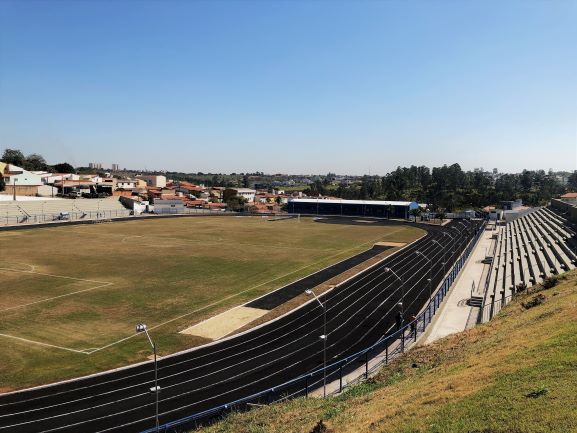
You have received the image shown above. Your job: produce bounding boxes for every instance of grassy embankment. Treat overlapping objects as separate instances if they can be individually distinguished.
[198,271,577,433]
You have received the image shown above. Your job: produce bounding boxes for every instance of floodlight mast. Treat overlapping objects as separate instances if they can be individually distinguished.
[136,323,160,432]
[305,289,327,398]
[384,267,405,309]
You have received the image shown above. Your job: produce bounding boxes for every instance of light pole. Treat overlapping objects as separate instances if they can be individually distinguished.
[305,289,327,398]
[416,251,433,302]
[136,323,160,432]
[384,267,405,306]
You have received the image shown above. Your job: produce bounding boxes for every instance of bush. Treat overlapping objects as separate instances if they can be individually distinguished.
[542,276,558,289]
[522,293,547,310]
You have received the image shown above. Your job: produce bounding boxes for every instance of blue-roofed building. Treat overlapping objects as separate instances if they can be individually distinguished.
[288,198,419,219]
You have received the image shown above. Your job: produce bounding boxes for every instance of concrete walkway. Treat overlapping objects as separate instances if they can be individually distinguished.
[423,225,496,344]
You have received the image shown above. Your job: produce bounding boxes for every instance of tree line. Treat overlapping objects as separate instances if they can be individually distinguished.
[1,148,75,174]
[2,147,575,210]
[304,164,577,211]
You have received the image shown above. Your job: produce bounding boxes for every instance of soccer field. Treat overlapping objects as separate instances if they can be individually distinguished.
[0,216,423,391]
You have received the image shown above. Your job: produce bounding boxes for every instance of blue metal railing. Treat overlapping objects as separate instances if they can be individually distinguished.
[141,222,485,433]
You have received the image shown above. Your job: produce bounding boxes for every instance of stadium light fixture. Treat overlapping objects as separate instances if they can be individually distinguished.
[136,323,160,432]
[305,289,327,398]
[384,267,405,310]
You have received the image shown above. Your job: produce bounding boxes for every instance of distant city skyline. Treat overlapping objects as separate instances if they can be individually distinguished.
[0,1,575,175]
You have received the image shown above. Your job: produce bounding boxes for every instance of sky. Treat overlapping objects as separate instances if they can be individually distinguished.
[0,1,576,175]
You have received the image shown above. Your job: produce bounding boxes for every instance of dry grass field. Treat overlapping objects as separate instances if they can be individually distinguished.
[0,215,423,391]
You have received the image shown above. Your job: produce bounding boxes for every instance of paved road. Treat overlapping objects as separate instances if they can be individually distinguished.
[0,218,482,433]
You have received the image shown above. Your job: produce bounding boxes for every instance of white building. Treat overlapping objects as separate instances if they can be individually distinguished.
[136,175,166,188]
[2,164,43,186]
[230,188,256,203]
[117,179,137,190]
[44,173,80,184]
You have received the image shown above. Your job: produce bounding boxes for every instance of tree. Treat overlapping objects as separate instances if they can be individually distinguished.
[52,162,76,174]
[567,171,577,191]
[386,204,394,219]
[0,175,5,192]
[436,211,446,224]
[1,148,25,166]
[226,194,247,212]
[24,153,48,171]
[409,207,422,222]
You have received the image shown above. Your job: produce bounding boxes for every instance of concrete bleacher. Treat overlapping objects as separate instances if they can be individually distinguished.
[482,207,577,321]
[0,197,129,225]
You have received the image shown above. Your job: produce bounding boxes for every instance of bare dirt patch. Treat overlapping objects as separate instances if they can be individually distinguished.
[180,306,269,340]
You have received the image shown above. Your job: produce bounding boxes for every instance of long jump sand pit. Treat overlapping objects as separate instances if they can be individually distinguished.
[374,241,407,247]
[180,306,269,340]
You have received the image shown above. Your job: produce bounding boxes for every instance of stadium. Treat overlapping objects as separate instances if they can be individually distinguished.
[0,192,576,433]
[0,208,474,431]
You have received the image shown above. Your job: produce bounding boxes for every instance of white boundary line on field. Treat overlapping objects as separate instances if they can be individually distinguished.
[0,267,114,352]
[0,333,88,354]
[0,268,114,309]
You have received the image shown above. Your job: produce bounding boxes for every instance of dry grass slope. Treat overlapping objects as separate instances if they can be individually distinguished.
[198,271,577,433]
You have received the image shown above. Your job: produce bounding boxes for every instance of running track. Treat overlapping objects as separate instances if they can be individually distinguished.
[0,218,482,433]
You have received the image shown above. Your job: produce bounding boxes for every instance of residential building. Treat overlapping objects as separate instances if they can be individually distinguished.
[0,163,44,196]
[226,188,256,203]
[501,199,523,210]
[116,179,137,190]
[136,175,166,188]
[560,192,577,204]
[152,199,184,214]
